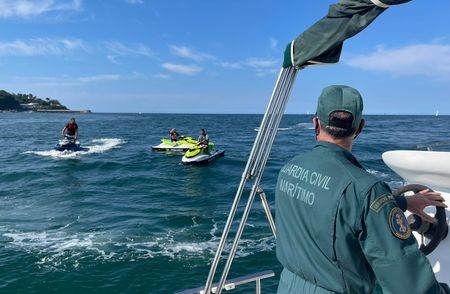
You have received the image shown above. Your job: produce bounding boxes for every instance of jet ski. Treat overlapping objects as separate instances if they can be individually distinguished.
[152,136,214,152]
[181,145,225,165]
[54,135,88,152]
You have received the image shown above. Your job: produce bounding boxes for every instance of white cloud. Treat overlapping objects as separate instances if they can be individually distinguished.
[168,44,279,77]
[217,57,279,77]
[220,62,242,69]
[0,38,85,56]
[9,73,141,87]
[9,76,75,87]
[270,38,278,51]
[107,55,120,64]
[60,38,84,50]
[125,0,143,4]
[244,58,279,77]
[345,43,450,79]
[169,45,215,61]
[77,74,120,83]
[162,63,203,76]
[245,58,278,68]
[52,0,81,11]
[0,0,82,18]
[105,41,153,57]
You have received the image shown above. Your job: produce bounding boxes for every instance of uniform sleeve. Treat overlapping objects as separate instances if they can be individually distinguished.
[358,182,449,294]
[394,195,407,211]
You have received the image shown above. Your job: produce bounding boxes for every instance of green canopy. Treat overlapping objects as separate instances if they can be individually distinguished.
[283,0,411,68]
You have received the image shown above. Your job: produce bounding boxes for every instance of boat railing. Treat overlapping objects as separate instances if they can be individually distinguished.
[175,270,275,294]
[177,66,298,294]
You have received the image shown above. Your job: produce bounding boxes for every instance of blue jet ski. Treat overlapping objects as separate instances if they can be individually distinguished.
[55,135,89,152]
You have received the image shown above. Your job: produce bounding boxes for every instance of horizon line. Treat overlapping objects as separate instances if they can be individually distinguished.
[21,111,447,116]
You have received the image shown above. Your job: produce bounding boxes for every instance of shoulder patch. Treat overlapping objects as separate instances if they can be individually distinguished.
[370,194,395,213]
[389,207,411,240]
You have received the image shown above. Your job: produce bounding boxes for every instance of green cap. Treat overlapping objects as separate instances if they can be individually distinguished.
[316,85,363,129]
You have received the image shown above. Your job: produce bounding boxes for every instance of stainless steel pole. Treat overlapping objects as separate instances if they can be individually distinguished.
[249,67,294,177]
[215,67,298,294]
[203,68,289,294]
[253,67,298,177]
[257,187,276,238]
[256,279,261,294]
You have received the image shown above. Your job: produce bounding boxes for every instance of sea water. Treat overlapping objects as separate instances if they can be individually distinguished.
[0,113,448,293]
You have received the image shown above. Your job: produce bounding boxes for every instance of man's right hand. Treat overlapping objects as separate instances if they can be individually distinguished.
[406,189,447,223]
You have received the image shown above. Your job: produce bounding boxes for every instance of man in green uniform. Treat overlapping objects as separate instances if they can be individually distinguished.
[276,85,449,293]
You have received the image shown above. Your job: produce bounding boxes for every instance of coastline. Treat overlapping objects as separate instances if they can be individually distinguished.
[35,109,92,113]
[0,109,92,113]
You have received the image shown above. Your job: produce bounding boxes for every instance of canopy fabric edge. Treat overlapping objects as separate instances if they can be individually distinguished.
[283,0,412,68]
[370,0,390,8]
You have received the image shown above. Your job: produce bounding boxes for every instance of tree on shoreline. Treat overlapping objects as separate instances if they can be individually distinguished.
[0,90,68,111]
[0,90,22,111]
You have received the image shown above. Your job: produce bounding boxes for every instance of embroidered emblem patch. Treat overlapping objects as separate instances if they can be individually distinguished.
[370,194,395,213]
[389,207,411,240]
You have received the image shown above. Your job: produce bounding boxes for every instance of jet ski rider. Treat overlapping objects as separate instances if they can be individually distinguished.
[170,128,180,146]
[61,117,78,141]
[198,129,209,153]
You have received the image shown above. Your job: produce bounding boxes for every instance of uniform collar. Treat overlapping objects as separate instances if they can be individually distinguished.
[314,141,363,169]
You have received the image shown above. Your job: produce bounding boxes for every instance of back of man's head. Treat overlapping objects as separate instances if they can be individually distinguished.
[316,85,364,139]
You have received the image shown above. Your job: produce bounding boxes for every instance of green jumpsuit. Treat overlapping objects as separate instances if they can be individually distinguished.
[276,141,449,294]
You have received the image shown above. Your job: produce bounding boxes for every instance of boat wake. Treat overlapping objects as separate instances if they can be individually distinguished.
[0,219,275,270]
[366,168,404,189]
[24,138,126,159]
[293,122,315,130]
[254,122,314,132]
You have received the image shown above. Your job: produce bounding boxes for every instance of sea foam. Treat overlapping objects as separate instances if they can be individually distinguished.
[1,219,275,270]
[24,138,126,159]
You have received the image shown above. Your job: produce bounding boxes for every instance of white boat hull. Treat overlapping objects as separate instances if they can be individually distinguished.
[151,143,194,152]
[181,150,225,165]
[383,150,450,284]
[383,150,450,193]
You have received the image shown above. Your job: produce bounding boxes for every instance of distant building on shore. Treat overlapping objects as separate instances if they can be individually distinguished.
[35,109,92,113]
[20,103,39,110]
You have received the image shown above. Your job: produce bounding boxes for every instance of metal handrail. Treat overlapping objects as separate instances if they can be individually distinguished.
[202,68,289,294]
[175,270,275,294]
[214,67,298,294]
[258,187,276,238]
[199,66,299,294]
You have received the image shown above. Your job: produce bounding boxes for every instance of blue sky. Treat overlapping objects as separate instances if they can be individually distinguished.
[0,0,449,114]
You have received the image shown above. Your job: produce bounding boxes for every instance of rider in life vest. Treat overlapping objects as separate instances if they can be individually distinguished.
[61,117,78,141]
[170,128,180,146]
[198,129,209,152]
